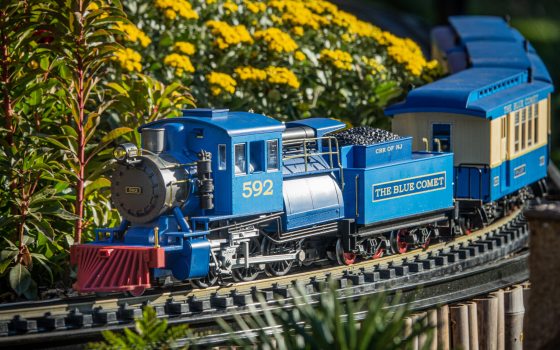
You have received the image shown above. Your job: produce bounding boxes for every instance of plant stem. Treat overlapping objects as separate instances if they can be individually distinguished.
[74,13,86,245]
[0,10,14,147]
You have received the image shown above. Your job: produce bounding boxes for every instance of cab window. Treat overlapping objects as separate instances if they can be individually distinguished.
[267,139,279,171]
[234,143,246,175]
[432,124,451,152]
[250,141,264,173]
[218,144,226,170]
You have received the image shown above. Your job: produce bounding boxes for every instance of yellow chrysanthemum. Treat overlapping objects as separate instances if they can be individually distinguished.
[294,51,306,61]
[243,0,266,13]
[206,20,253,49]
[87,1,109,18]
[320,49,353,71]
[223,1,238,13]
[207,72,237,95]
[265,66,300,89]
[163,53,195,76]
[112,48,142,72]
[254,28,298,53]
[234,66,267,81]
[87,2,99,11]
[114,22,151,48]
[292,26,304,36]
[154,0,198,20]
[164,9,177,20]
[173,41,196,55]
[269,0,328,30]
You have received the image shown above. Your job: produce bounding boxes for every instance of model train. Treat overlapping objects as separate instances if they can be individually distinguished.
[70,16,553,296]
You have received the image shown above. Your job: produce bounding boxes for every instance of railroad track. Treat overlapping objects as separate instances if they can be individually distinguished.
[0,208,530,348]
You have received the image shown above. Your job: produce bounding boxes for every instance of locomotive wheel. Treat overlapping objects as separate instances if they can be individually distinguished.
[232,238,261,282]
[335,239,356,265]
[372,247,385,259]
[190,267,219,289]
[391,229,409,254]
[261,238,298,277]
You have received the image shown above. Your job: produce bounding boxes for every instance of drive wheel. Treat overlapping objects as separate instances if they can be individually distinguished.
[190,267,219,289]
[232,237,261,282]
[262,237,298,277]
[391,229,410,254]
[335,239,356,265]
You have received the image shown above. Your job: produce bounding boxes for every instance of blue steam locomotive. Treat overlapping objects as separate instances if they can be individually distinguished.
[70,16,553,296]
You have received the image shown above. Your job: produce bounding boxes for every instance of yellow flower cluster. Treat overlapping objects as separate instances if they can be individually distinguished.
[380,33,429,76]
[206,20,253,49]
[254,28,298,53]
[113,48,142,72]
[265,66,300,89]
[223,1,238,13]
[235,66,267,81]
[362,56,386,74]
[163,53,195,76]
[294,51,306,61]
[87,2,109,19]
[292,26,304,36]
[243,0,266,14]
[322,8,432,76]
[114,22,151,48]
[234,66,300,89]
[87,2,100,11]
[207,72,237,95]
[173,41,196,55]
[269,0,328,30]
[154,0,198,20]
[320,49,353,71]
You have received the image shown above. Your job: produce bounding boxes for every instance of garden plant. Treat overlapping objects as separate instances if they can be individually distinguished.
[0,0,438,300]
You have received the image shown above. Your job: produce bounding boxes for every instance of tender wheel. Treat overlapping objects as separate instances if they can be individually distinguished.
[190,267,219,289]
[262,237,299,277]
[232,237,261,282]
[391,229,409,254]
[127,286,146,297]
[335,239,356,265]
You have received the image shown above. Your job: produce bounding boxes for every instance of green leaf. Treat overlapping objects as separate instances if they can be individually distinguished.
[9,263,31,296]
[29,89,42,106]
[23,279,38,300]
[0,258,13,275]
[105,82,129,97]
[100,127,133,144]
[85,177,111,197]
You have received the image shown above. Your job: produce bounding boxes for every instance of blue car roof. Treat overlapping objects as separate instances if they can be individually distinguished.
[139,108,285,136]
[466,41,530,70]
[385,68,553,119]
[449,16,517,42]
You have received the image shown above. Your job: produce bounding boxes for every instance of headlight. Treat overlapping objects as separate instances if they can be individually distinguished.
[113,143,138,161]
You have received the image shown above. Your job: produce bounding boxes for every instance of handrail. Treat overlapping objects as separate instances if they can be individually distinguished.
[281,135,344,189]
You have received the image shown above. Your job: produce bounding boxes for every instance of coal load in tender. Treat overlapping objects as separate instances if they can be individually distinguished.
[334,126,401,146]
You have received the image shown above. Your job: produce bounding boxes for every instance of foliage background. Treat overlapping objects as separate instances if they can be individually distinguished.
[118,0,440,128]
[0,0,437,299]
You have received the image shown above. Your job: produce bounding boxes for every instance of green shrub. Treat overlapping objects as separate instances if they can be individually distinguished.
[89,306,191,350]
[219,283,433,350]
[119,0,440,127]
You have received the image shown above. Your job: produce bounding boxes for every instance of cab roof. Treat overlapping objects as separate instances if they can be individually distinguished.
[385,68,553,119]
[139,108,285,137]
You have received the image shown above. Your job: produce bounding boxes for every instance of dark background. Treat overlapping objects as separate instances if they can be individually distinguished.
[331,0,559,165]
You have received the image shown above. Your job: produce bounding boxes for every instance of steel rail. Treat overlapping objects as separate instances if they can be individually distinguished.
[0,207,530,348]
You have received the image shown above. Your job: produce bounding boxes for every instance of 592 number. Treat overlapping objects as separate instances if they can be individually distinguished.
[242,180,274,198]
